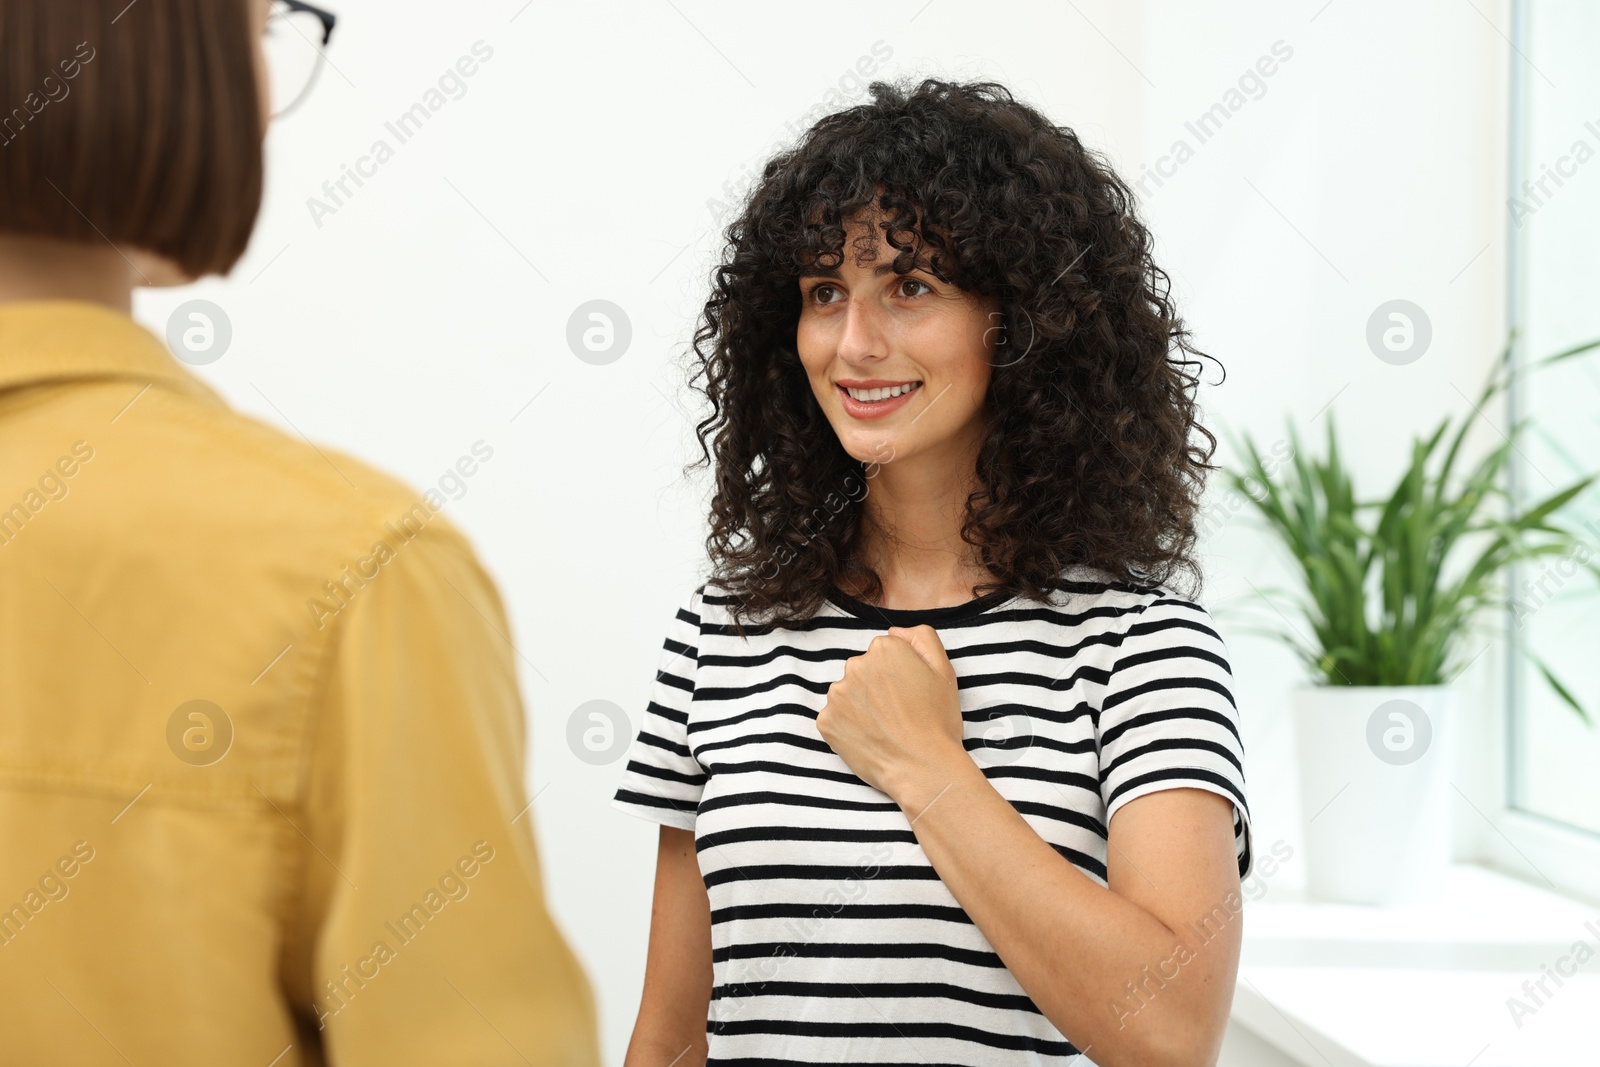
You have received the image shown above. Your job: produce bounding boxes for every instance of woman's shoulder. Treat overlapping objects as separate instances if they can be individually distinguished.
[1025,566,1227,651]
[1036,564,1179,612]
[682,578,737,632]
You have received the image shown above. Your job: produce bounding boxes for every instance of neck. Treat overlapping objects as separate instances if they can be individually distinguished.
[853,419,995,606]
[0,234,137,315]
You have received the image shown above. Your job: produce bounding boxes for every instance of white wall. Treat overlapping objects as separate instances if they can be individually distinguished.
[132,1,1512,1061]
[1134,0,1513,889]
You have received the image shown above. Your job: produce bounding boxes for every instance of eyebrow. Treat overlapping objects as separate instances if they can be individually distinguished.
[798,262,928,280]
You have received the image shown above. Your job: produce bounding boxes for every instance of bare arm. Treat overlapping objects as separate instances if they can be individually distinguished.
[817,625,1245,1067]
[893,763,1243,1067]
[623,825,713,1067]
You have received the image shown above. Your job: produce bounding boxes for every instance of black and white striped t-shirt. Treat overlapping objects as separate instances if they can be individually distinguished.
[612,566,1253,1066]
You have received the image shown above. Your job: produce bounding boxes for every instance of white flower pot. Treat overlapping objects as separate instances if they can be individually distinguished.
[1290,684,1458,905]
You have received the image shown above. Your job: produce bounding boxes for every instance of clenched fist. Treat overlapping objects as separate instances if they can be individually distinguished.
[817,624,970,803]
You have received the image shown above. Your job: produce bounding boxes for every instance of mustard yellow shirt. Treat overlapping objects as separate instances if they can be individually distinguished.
[0,301,600,1066]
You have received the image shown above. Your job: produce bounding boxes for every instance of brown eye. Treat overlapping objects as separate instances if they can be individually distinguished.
[899,278,932,298]
[808,283,840,305]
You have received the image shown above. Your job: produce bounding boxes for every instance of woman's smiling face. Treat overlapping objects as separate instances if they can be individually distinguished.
[796,213,1000,471]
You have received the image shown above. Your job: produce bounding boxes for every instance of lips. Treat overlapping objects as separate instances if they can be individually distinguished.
[836,381,922,420]
[840,382,919,401]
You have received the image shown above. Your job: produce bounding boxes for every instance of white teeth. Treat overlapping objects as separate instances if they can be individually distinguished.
[844,382,920,402]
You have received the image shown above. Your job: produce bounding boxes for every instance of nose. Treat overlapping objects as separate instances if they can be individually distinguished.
[834,291,889,366]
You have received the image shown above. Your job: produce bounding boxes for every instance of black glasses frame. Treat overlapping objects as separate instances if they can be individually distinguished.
[267,0,337,119]
[278,0,336,46]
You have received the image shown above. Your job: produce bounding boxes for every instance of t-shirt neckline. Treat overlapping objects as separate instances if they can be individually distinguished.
[824,583,1015,627]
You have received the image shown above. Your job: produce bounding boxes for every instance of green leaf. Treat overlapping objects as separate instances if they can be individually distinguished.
[1530,655,1594,727]
[1223,330,1600,720]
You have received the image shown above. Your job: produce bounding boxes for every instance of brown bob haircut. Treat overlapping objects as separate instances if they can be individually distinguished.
[0,0,263,277]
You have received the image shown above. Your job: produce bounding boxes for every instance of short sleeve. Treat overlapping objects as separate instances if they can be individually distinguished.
[1098,595,1254,880]
[610,583,707,831]
[288,523,602,1064]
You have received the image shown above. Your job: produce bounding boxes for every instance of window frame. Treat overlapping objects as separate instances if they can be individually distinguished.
[1496,0,1600,908]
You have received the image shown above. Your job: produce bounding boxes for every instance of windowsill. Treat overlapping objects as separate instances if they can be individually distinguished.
[1231,863,1600,1067]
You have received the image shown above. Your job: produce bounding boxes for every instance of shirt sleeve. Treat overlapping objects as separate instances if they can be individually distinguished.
[610,583,707,832]
[283,520,602,1066]
[1097,594,1255,880]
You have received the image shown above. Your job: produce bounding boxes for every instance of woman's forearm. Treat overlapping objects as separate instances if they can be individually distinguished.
[623,826,713,1067]
[886,748,1234,1067]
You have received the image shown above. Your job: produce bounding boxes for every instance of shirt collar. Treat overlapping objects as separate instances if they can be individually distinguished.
[0,299,224,405]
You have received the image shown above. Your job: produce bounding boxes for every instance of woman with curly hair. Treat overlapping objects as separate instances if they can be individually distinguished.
[614,78,1254,1067]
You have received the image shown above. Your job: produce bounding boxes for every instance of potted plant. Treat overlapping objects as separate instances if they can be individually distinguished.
[1222,332,1600,905]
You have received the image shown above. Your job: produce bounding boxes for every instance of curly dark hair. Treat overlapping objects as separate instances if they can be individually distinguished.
[684,77,1223,634]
